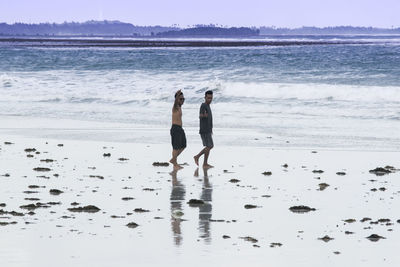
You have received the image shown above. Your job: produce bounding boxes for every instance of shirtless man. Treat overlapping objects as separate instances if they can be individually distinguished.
[170,90,186,169]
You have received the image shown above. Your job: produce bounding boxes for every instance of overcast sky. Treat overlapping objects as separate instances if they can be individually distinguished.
[1,0,399,28]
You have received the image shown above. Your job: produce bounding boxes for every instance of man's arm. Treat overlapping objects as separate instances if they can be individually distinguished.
[199,104,208,118]
[173,89,182,111]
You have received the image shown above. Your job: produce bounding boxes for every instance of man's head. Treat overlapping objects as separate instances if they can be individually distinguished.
[205,90,213,105]
[175,91,185,106]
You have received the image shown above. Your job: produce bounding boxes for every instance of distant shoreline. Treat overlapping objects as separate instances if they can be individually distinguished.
[0,37,371,48]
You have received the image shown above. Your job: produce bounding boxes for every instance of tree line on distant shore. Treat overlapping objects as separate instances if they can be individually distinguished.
[0,21,399,37]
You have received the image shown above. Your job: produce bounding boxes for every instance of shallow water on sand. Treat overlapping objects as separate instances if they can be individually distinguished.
[1,136,400,266]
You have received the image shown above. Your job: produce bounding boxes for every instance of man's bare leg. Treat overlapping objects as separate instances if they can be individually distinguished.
[170,148,184,169]
[194,147,207,166]
[203,147,213,168]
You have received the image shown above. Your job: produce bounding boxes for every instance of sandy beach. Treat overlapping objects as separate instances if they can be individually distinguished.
[1,119,400,267]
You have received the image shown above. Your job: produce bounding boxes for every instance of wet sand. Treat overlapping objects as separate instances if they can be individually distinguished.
[1,134,400,267]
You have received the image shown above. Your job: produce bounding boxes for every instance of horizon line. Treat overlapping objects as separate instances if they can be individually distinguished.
[1,20,399,30]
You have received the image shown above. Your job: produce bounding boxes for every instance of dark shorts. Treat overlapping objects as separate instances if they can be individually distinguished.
[200,133,213,148]
[170,124,187,150]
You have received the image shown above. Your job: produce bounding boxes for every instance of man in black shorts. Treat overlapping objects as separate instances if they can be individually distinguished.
[170,89,186,169]
[194,90,214,168]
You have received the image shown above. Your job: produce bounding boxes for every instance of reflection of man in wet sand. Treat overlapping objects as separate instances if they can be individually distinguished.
[170,168,186,246]
[194,167,213,243]
[194,90,214,168]
[170,90,186,169]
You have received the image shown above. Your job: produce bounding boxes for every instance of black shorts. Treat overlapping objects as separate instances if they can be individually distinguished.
[170,124,187,150]
[200,133,213,148]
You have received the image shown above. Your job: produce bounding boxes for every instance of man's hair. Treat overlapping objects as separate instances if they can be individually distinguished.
[175,91,183,98]
[205,90,213,96]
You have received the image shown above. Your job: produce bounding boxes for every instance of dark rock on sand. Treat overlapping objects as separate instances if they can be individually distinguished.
[378,218,390,223]
[262,171,272,176]
[379,187,386,191]
[343,219,356,223]
[345,231,354,235]
[0,221,17,226]
[23,191,39,194]
[240,236,258,243]
[122,197,135,201]
[318,235,334,242]
[282,164,288,168]
[111,215,125,218]
[27,154,34,158]
[366,234,385,242]
[361,217,372,223]
[289,205,316,213]
[126,222,139,228]
[134,208,150,213]
[4,142,14,145]
[312,170,324,173]
[57,144,64,147]
[49,189,64,195]
[318,183,330,191]
[229,179,240,183]
[118,158,129,161]
[336,172,346,176]
[0,203,6,207]
[369,167,392,176]
[70,202,80,206]
[244,204,258,209]
[143,188,155,191]
[25,198,40,201]
[68,205,100,213]
[20,203,50,210]
[47,202,61,205]
[222,235,231,239]
[103,153,111,157]
[40,159,55,163]
[270,242,282,248]
[152,162,169,167]
[33,167,51,172]
[89,175,104,179]
[188,199,205,206]
[24,148,36,152]
[0,210,24,216]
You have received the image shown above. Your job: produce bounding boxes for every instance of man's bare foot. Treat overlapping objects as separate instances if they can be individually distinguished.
[203,164,214,169]
[173,164,183,170]
[193,156,199,166]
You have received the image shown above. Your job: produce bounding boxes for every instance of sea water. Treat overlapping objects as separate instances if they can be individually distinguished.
[0,36,400,150]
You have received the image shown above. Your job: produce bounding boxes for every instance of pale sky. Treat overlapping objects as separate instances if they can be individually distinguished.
[1,0,399,28]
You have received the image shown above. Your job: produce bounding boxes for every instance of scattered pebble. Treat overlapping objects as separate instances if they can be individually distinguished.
[49,189,64,195]
[289,205,316,213]
[126,222,139,229]
[366,234,385,242]
[152,162,169,166]
[33,167,51,172]
[68,205,100,213]
[188,199,205,206]
[318,235,334,242]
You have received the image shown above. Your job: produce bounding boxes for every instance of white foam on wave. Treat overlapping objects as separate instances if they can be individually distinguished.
[219,81,400,103]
